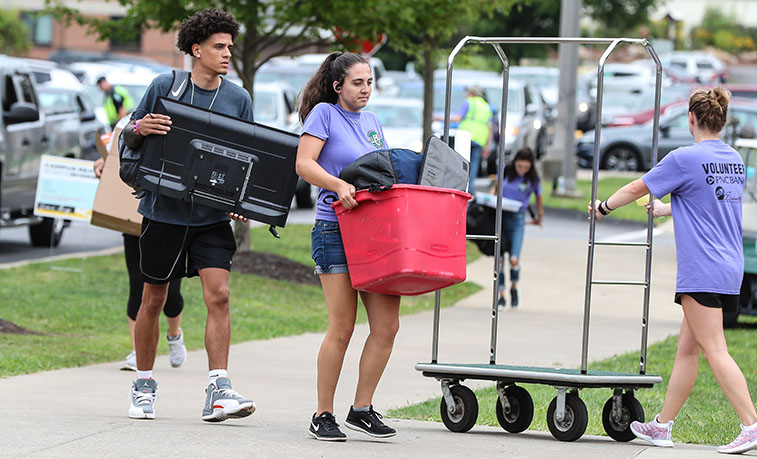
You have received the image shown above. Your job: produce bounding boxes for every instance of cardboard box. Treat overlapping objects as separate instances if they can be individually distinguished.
[90,128,143,236]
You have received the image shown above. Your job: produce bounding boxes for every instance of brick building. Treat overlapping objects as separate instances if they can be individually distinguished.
[3,0,183,67]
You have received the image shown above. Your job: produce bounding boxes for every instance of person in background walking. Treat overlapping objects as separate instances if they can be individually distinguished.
[296,51,400,442]
[591,87,756,454]
[492,147,543,310]
[97,76,133,129]
[92,141,187,373]
[450,85,492,192]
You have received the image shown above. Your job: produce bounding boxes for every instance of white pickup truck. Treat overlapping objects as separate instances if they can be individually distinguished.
[0,55,82,246]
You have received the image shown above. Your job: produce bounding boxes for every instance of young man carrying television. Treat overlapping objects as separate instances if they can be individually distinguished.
[125,8,256,422]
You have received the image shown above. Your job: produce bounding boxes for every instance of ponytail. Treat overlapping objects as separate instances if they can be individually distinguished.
[298,51,368,122]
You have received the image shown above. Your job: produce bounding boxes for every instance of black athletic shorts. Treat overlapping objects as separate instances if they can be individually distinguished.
[139,218,236,284]
[674,292,738,313]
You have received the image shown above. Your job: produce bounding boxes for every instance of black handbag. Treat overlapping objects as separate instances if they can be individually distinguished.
[466,202,511,256]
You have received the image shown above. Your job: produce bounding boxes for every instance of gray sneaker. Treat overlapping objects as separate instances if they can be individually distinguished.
[120,350,137,371]
[129,378,157,419]
[167,329,186,368]
[201,377,256,422]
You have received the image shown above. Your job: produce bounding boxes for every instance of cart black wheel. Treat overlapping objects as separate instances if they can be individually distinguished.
[546,393,588,442]
[495,385,534,433]
[601,393,644,442]
[440,385,478,433]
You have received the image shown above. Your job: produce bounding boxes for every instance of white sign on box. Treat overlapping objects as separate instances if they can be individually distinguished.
[34,155,98,222]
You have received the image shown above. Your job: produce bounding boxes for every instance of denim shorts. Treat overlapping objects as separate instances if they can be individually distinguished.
[311,219,349,275]
[502,210,526,258]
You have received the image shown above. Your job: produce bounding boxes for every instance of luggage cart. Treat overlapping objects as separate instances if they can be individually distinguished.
[416,36,664,442]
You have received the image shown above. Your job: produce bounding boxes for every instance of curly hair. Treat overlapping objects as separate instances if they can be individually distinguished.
[176,8,240,55]
[689,87,730,133]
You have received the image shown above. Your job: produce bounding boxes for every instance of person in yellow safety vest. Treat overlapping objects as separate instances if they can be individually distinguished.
[450,85,492,192]
[97,76,134,128]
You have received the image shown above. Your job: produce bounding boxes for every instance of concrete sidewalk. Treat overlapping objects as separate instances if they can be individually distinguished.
[0,225,725,458]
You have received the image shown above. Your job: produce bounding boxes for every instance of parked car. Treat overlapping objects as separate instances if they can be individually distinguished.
[365,97,424,151]
[725,84,757,102]
[25,60,110,160]
[604,84,693,128]
[294,53,389,92]
[226,78,298,132]
[576,99,757,171]
[0,55,83,246]
[255,60,316,96]
[375,69,421,98]
[509,66,559,107]
[251,82,298,131]
[660,51,729,84]
[36,85,106,161]
[398,73,550,159]
[262,54,389,94]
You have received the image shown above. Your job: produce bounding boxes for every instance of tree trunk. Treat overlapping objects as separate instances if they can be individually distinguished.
[230,20,258,254]
[422,42,434,142]
[234,220,251,253]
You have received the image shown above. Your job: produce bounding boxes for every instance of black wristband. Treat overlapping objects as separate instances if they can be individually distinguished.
[598,201,610,216]
[604,199,615,211]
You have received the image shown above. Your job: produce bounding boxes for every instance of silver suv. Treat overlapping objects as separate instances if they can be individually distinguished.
[0,55,82,246]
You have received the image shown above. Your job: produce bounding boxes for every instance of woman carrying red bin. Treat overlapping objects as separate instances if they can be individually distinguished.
[295,51,400,442]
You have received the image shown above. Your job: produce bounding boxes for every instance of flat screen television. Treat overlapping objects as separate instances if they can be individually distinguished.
[137,96,299,227]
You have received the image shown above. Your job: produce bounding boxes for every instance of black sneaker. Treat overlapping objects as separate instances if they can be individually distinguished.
[510,288,520,308]
[497,295,506,310]
[345,405,396,438]
[309,411,347,441]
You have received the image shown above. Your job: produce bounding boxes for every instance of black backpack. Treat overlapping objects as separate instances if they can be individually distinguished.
[118,70,190,192]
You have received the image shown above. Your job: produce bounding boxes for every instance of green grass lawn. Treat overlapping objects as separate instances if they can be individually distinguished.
[389,316,757,446]
[0,224,481,378]
[541,176,670,224]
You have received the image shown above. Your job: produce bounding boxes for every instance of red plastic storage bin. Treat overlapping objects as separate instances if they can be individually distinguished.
[332,184,471,296]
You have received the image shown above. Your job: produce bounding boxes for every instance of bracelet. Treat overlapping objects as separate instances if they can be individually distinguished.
[135,119,140,136]
[604,199,615,211]
[598,201,610,216]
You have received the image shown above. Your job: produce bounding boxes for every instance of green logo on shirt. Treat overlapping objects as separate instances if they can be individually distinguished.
[367,130,383,148]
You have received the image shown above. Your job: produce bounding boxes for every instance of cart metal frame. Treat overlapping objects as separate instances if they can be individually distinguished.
[415,36,664,442]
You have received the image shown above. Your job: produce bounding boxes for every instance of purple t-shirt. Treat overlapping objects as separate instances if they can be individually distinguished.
[301,102,387,221]
[501,173,542,212]
[642,140,745,294]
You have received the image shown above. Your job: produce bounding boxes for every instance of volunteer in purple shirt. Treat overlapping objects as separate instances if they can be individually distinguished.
[295,52,399,442]
[493,147,544,310]
[590,87,755,454]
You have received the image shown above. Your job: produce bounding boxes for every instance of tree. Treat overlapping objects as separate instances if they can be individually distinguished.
[465,0,659,64]
[371,0,515,141]
[0,9,31,56]
[45,0,387,252]
[583,0,659,37]
[690,7,756,54]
